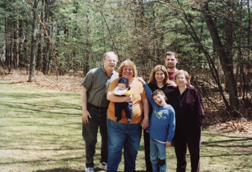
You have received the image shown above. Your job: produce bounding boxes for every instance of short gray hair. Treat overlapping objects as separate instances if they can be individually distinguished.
[103,51,118,61]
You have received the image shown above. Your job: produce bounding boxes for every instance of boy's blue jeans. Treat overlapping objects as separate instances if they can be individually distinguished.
[150,137,167,172]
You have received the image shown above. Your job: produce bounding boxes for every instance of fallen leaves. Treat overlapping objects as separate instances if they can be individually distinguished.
[219,120,252,134]
[0,70,83,93]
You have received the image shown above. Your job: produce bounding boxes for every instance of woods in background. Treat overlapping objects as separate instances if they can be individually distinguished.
[0,0,251,118]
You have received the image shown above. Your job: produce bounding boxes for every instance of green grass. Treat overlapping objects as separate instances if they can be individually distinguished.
[0,80,252,172]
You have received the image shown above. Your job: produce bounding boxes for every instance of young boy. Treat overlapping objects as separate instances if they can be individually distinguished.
[137,77,175,172]
[113,77,132,123]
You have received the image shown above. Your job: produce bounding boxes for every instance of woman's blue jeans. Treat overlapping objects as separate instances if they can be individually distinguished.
[150,137,167,172]
[106,119,142,172]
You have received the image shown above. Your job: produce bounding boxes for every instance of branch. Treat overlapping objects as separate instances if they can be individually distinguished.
[176,0,230,109]
[28,0,62,74]
[152,0,252,34]
[194,79,219,109]
[95,7,121,61]
[203,10,252,34]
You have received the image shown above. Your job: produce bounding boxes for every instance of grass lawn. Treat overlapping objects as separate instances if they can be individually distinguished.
[0,80,251,172]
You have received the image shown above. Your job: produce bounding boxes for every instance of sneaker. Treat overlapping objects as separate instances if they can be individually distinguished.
[85,167,94,172]
[99,162,107,170]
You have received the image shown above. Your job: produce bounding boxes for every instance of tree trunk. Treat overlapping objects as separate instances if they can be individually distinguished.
[18,20,23,69]
[226,0,233,91]
[28,0,38,82]
[247,0,251,88]
[14,19,19,69]
[203,2,239,112]
[137,0,150,75]
[42,0,48,74]
[47,2,53,73]
[237,1,243,97]
[36,28,42,71]
[23,20,29,73]
[36,6,44,71]
[5,19,13,72]
[83,11,90,76]
[5,17,11,72]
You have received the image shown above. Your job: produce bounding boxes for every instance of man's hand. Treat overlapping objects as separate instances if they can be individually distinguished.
[82,109,91,124]
[141,117,149,130]
[166,141,171,147]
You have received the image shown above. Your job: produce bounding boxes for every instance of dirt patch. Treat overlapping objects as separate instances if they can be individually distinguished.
[0,69,83,93]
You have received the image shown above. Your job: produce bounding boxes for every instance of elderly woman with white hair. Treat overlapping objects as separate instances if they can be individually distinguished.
[167,70,204,172]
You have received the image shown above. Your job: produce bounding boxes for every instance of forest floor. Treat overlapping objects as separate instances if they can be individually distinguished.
[0,69,252,135]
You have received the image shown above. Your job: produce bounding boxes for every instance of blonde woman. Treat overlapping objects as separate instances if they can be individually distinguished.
[106,59,149,172]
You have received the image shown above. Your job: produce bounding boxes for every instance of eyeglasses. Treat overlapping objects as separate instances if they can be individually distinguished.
[106,59,117,63]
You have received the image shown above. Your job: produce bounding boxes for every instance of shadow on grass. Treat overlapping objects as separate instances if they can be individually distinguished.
[1,98,81,110]
[34,169,146,172]
[0,91,77,97]
[35,169,83,172]
[1,101,81,117]
[201,132,252,148]
[202,138,252,148]
[200,131,252,167]
[0,155,85,165]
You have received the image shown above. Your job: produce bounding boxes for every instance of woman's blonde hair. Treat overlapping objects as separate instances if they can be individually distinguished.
[117,59,137,77]
[149,65,169,85]
[175,70,190,85]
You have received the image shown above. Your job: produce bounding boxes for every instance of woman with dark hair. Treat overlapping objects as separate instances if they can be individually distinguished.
[167,70,204,172]
[144,65,174,172]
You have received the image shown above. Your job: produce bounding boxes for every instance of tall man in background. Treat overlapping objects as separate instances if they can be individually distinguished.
[165,51,179,88]
[165,51,190,87]
[81,52,118,172]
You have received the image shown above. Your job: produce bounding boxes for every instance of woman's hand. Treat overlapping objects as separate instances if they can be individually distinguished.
[136,77,146,84]
[141,98,149,129]
[166,141,171,147]
[107,91,132,103]
[125,95,132,103]
[141,117,149,129]
[167,80,177,87]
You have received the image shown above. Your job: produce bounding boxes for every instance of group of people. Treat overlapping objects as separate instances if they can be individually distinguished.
[81,51,204,172]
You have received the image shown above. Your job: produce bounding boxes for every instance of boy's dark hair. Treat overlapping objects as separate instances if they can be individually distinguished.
[151,89,167,100]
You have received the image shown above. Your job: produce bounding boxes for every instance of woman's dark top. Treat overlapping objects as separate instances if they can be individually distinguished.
[167,85,204,133]
[147,83,173,118]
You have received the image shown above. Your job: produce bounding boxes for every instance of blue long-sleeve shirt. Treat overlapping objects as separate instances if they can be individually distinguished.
[144,84,176,143]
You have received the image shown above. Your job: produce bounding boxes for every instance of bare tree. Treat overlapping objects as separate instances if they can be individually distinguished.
[202,1,239,112]
[13,18,19,69]
[43,0,49,74]
[28,0,38,82]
